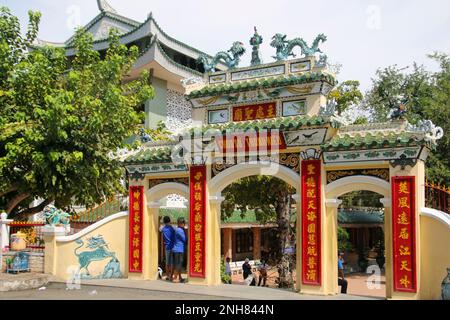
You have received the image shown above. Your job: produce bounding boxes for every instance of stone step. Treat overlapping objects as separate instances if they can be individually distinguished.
[0,273,49,292]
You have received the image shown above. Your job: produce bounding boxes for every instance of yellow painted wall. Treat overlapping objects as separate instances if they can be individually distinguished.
[420,215,450,300]
[51,214,128,281]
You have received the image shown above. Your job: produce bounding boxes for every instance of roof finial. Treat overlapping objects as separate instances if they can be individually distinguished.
[250,26,263,66]
[97,0,117,13]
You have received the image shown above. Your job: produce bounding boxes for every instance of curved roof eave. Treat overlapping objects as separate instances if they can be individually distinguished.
[133,38,203,79]
[63,13,226,69]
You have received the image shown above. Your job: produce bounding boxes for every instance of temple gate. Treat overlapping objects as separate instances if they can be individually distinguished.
[122,29,447,298]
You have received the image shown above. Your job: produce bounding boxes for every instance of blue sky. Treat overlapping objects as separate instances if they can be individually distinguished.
[2,0,449,91]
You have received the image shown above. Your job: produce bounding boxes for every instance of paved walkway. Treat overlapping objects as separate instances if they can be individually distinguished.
[48,276,378,300]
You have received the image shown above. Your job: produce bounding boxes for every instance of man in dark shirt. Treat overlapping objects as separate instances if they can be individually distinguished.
[242,258,255,285]
[161,216,175,281]
[172,217,187,283]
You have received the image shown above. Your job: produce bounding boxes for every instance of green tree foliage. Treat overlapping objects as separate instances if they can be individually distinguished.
[328,80,364,115]
[365,53,450,184]
[0,7,154,218]
[221,176,296,287]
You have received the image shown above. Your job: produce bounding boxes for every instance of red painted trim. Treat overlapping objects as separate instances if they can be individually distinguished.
[128,186,144,273]
[301,160,322,286]
[391,176,417,293]
[189,165,207,278]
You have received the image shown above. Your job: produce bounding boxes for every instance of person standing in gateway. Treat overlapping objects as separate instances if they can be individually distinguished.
[173,217,187,283]
[161,216,175,281]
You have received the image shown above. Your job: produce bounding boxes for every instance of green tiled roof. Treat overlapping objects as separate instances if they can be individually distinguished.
[123,146,173,165]
[188,72,336,99]
[338,210,384,224]
[187,115,334,135]
[321,131,428,151]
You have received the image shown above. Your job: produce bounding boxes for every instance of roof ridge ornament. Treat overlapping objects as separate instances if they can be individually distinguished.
[250,27,263,66]
[270,33,327,61]
[197,42,246,73]
[97,0,117,13]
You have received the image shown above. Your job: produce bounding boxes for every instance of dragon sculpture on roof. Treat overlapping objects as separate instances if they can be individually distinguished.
[270,33,327,61]
[197,41,246,72]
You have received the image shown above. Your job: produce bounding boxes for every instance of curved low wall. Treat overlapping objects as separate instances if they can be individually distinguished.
[51,212,128,281]
[420,207,450,300]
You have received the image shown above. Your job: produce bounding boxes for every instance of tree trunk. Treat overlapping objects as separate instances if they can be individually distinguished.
[13,198,53,220]
[0,185,18,197]
[5,192,30,214]
[275,195,295,288]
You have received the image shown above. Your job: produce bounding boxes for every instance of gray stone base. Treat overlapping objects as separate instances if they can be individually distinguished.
[0,273,49,292]
[1,251,44,273]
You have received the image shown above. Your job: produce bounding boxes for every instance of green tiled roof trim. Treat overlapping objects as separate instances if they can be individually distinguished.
[186,115,335,135]
[123,146,173,165]
[321,131,430,151]
[155,41,203,76]
[338,210,384,224]
[188,73,337,99]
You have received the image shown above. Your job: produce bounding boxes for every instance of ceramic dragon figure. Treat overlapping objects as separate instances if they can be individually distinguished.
[270,33,327,61]
[197,41,246,72]
[43,205,71,226]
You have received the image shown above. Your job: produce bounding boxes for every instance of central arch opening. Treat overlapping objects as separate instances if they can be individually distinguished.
[219,174,299,291]
[337,190,386,299]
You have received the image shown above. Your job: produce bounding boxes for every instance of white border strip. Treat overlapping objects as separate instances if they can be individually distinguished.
[56,211,128,242]
[421,207,450,228]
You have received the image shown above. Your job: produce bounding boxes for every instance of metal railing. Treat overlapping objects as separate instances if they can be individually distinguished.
[69,195,127,234]
[425,181,450,214]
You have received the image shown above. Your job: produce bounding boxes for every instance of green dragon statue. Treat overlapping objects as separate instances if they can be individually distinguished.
[197,41,246,72]
[270,33,327,61]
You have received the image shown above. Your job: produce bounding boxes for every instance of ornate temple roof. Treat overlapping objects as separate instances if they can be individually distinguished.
[321,121,436,152]
[34,0,224,75]
[187,72,336,99]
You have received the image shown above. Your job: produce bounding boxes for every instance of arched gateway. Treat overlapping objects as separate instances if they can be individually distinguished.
[121,29,446,297]
[40,20,448,299]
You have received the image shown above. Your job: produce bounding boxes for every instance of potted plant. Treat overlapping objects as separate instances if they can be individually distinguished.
[5,257,14,271]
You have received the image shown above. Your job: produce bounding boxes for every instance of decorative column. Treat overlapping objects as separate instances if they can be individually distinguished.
[223,228,233,261]
[324,198,342,295]
[389,159,424,299]
[42,225,66,275]
[252,227,261,261]
[380,197,393,298]
[143,200,161,280]
[0,212,13,271]
[391,177,417,295]
[128,186,144,277]
[300,160,323,293]
[208,194,224,285]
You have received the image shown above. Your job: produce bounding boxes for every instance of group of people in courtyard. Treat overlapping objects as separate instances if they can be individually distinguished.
[160,215,348,293]
[160,216,187,283]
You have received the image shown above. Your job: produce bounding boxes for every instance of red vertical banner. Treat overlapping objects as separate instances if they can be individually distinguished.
[301,160,322,286]
[189,165,207,278]
[392,176,417,292]
[129,186,144,273]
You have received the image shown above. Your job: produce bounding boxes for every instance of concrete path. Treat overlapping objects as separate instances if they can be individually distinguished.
[48,276,379,300]
[0,273,49,292]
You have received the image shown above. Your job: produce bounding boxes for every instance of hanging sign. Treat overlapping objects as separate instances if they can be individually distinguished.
[215,131,286,153]
[189,165,207,278]
[301,160,322,286]
[232,102,276,121]
[392,176,417,292]
[129,186,144,273]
